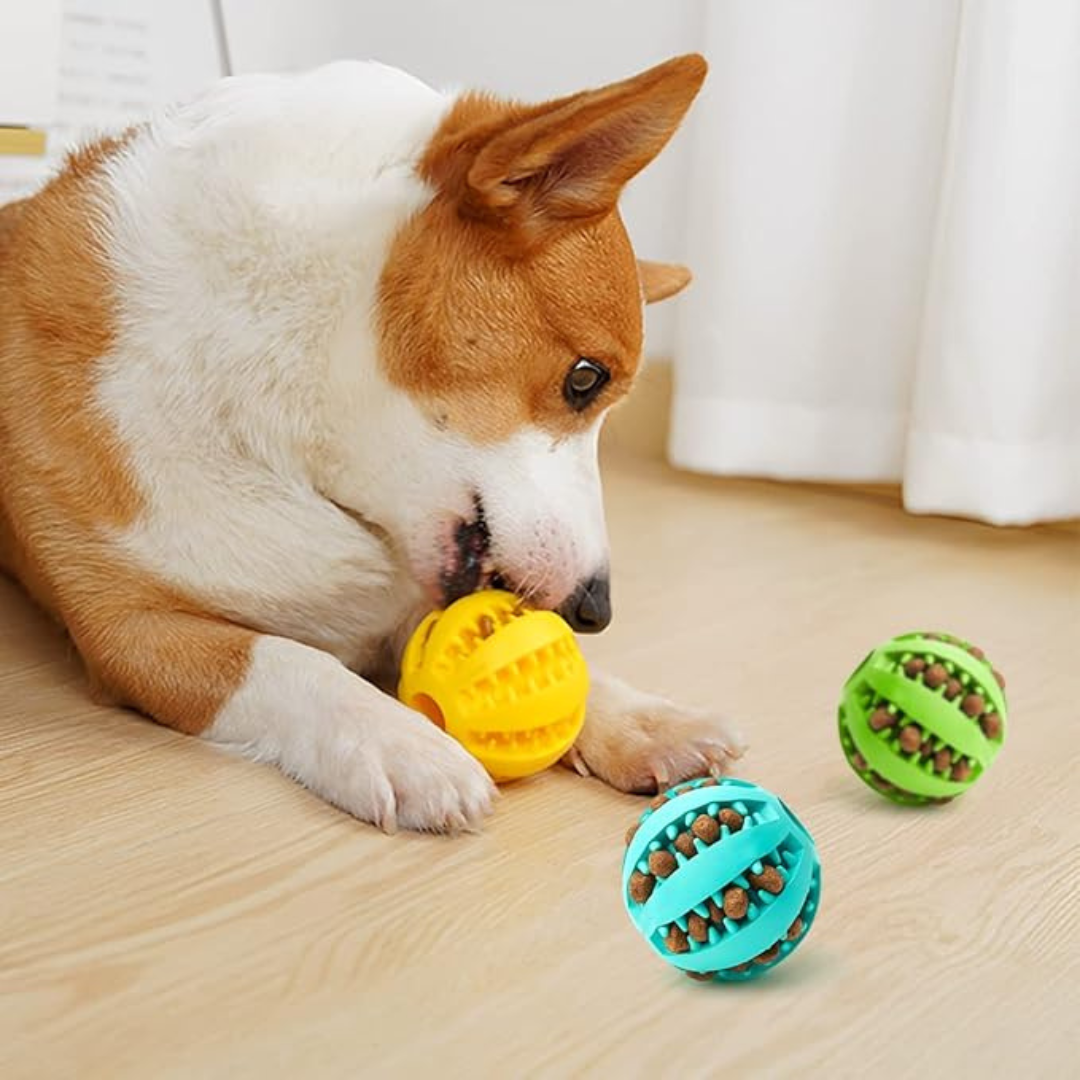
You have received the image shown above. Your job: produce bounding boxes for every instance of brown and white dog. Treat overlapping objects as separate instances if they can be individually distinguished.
[0,54,744,831]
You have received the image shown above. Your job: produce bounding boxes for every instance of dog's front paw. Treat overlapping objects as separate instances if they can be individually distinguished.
[350,715,498,833]
[566,672,748,794]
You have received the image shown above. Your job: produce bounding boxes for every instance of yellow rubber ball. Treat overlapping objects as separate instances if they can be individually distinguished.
[398,590,589,782]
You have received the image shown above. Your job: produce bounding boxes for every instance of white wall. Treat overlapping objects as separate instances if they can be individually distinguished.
[0,0,62,126]
[222,0,705,356]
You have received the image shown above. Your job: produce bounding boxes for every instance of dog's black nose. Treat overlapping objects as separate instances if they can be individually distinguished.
[560,574,612,633]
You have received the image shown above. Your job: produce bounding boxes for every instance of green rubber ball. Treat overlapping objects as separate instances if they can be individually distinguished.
[838,631,1006,805]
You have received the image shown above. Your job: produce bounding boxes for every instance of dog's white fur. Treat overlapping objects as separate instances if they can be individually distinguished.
[5,60,745,830]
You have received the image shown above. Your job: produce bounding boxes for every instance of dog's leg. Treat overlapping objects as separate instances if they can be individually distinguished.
[80,610,496,832]
[563,670,748,794]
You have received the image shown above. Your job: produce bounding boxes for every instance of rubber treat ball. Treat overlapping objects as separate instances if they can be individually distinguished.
[398,590,589,782]
[623,777,821,982]
[838,630,1007,805]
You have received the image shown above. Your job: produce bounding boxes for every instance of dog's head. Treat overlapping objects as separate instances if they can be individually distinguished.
[360,55,705,630]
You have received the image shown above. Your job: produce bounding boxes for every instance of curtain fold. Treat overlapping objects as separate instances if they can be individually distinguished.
[670,0,1080,525]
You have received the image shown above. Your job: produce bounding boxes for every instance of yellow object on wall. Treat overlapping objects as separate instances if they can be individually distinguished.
[0,128,47,156]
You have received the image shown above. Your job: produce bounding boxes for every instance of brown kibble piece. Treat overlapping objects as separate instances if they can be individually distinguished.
[871,772,895,792]
[687,912,710,943]
[628,871,655,904]
[692,814,720,844]
[674,832,697,859]
[934,748,952,773]
[993,669,1006,689]
[748,866,784,895]
[665,925,689,954]
[718,808,744,832]
[924,663,948,689]
[754,944,781,965]
[951,758,972,782]
[899,724,922,752]
[904,657,927,677]
[649,793,669,810]
[944,678,962,700]
[706,898,724,924]
[869,706,895,731]
[686,970,717,982]
[648,850,677,878]
[625,822,639,846]
[980,713,1003,739]
[786,918,804,941]
[851,751,868,771]
[962,693,985,717]
[477,614,495,639]
[919,739,934,758]
[698,777,719,787]
[968,645,986,660]
[729,962,750,973]
[722,886,749,920]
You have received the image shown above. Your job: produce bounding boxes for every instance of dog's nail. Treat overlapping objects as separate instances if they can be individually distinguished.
[569,747,591,777]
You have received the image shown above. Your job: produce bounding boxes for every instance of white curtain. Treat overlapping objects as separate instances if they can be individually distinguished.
[670,0,1080,526]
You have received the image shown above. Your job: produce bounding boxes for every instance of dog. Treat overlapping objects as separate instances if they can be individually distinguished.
[0,54,745,831]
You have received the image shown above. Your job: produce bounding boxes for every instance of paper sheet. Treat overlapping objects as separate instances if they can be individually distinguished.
[0,0,222,203]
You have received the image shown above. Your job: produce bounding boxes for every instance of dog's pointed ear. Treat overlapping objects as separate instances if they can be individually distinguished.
[423,54,707,245]
[638,260,692,303]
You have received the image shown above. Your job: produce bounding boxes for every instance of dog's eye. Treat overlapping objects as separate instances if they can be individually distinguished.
[564,358,610,411]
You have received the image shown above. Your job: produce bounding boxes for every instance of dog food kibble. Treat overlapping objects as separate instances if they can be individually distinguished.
[961,693,985,718]
[687,912,710,943]
[625,822,639,846]
[748,865,784,894]
[665,925,689,954]
[869,706,895,731]
[628,870,655,904]
[851,751,868,771]
[944,678,962,700]
[674,831,697,858]
[648,850,678,878]
[899,724,923,752]
[707,898,724,924]
[698,777,719,787]
[919,739,934,758]
[951,758,972,782]
[969,645,985,660]
[718,808,744,832]
[722,886,749,919]
[692,814,720,844]
[477,614,495,639]
[686,970,717,982]
[754,943,781,965]
[904,657,927,677]
[924,663,948,689]
[649,793,669,810]
[980,713,1003,739]
[993,669,1006,689]
[786,918,804,941]
[933,747,952,773]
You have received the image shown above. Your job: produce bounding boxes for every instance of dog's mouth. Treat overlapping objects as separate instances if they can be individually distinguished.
[439,496,515,606]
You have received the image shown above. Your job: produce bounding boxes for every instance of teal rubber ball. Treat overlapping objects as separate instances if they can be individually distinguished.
[622,777,821,982]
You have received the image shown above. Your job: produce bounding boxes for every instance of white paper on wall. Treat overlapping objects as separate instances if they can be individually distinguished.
[0,0,222,203]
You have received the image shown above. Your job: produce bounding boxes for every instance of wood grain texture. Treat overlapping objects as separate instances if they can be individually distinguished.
[1,438,1078,1079]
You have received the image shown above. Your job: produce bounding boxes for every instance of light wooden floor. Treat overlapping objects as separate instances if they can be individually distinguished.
[2,425,1078,1078]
